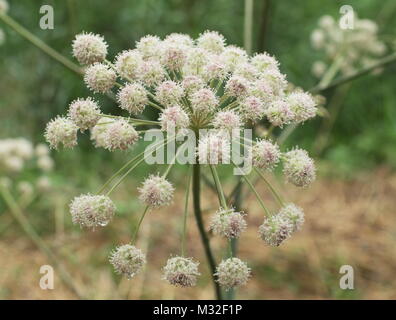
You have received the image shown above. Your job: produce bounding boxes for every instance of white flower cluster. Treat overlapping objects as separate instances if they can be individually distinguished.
[46,30,319,292]
[311,15,386,77]
[0,138,54,195]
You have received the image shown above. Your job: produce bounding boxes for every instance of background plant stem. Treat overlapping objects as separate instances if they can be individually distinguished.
[244,0,254,55]
[0,186,83,299]
[0,13,82,75]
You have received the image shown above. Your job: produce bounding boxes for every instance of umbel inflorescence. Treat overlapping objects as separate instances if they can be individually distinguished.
[45,30,317,293]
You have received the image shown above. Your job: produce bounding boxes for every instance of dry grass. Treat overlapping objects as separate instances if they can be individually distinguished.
[1,167,395,300]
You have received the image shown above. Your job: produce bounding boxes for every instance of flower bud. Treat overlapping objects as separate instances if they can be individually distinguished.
[286,91,317,123]
[159,105,190,133]
[190,88,218,113]
[197,132,231,165]
[265,99,294,127]
[136,35,162,59]
[210,208,247,239]
[258,214,293,246]
[84,63,116,93]
[225,75,250,98]
[45,116,78,149]
[252,139,280,170]
[239,96,265,121]
[72,32,108,65]
[114,49,143,80]
[117,83,148,115]
[155,80,185,106]
[68,97,101,131]
[110,244,146,279]
[215,258,251,290]
[279,203,305,232]
[212,110,241,132]
[138,175,174,208]
[197,30,225,54]
[103,119,139,151]
[162,256,200,287]
[70,194,116,228]
[282,149,316,187]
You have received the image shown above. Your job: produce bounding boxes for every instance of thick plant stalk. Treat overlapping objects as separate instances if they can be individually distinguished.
[244,0,254,55]
[192,163,222,300]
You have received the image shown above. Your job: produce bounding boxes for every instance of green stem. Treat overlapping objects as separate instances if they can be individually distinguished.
[0,13,82,75]
[131,206,149,243]
[311,52,396,93]
[254,168,284,207]
[0,186,84,298]
[181,167,192,256]
[209,165,227,209]
[232,161,271,216]
[192,163,222,300]
[244,0,254,55]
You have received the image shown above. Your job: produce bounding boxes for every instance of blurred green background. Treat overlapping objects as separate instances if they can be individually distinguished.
[1,0,396,300]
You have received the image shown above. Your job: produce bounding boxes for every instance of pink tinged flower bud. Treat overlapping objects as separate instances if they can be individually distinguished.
[181,75,205,95]
[197,132,231,165]
[184,47,210,75]
[84,63,116,93]
[159,105,190,133]
[220,45,248,72]
[286,92,317,123]
[251,52,280,73]
[265,99,295,127]
[282,149,316,187]
[45,116,78,150]
[138,175,175,208]
[279,203,305,232]
[249,79,275,103]
[117,83,148,115]
[103,119,139,151]
[70,194,116,228]
[234,62,259,81]
[225,76,250,98]
[197,30,226,54]
[161,45,187,71]
[72,32,108,65]
[190,88,218,113]
[109,244,146,279]
[259,68,288,97]
[202,58,227,82]
[215,258,251,290]
[212,110,242,131]
[155,80,185,106]
[138,60,165,87]
[239,96,265,121]
[210,208,247,239]
[135,35,162,59]
[90,117,115,148]
[252,139,281,170]
[258,214,293,246]
[68,97,101,131]
[163,33,194,47]
[162,256,201,287]
[114,49,143,80]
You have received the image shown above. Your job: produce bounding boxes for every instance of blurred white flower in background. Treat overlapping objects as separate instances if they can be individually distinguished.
[0,137,54,196]
[311,15,386,77]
